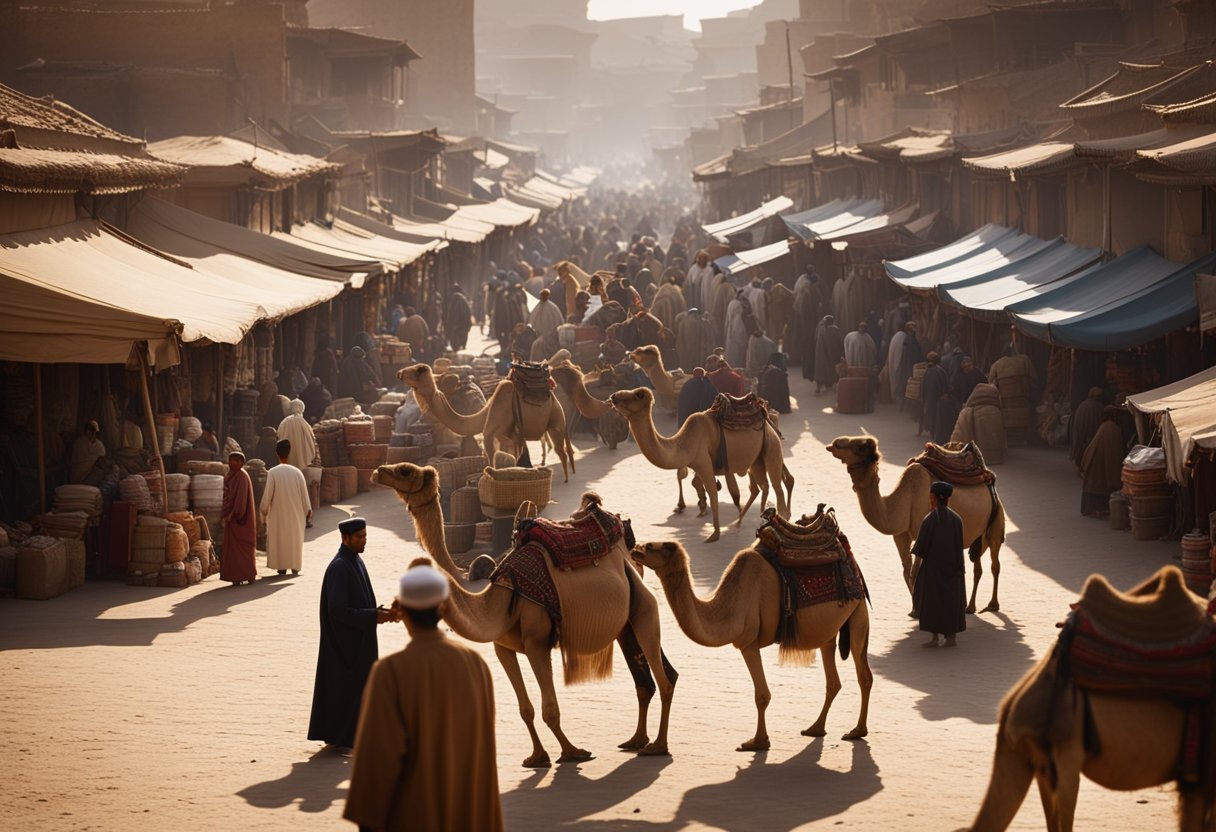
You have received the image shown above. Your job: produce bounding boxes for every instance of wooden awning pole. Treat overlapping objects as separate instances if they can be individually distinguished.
[34,363,46,513]
[137,347,169,513]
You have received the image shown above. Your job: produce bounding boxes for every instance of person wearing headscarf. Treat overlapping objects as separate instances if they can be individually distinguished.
[1080,407,1126,517]
[193,422,221,460]
[528,288,565,341]
[444,288,473,352]
[254,426,280,469]
[675,308,719,372]
[1069,387,1106,471]
[911,481,966,648]
[708,267,734,338]
[950,356,985,406]
[757,353,791,414]
[677,367,720,426]
[792,268,822,375]
[337,347,378,405]
[813,315,844,395]
[746,327,776,379]
[742,273,767,334]
[313,337,339,397]
[220,451,258,586]
[633,267,656,299]
[650,277,687,333]
[389,304,406,336]
[568,290,591,324]
[919,352,950,442]
[893,322,924,410]
[395,309,430,358]
[345,561,504,832]
[277,399,318,469]
[300,377,332,423]
[725,291,749,369]
[309,518,396,754]
[686,251,714,312]
[68,420,106,483]
[261,439,312,576]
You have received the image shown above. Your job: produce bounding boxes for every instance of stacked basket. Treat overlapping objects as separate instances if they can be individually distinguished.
[1122,447,1171,541]
[190,474,225,535]
[164,473,191,512]
[348,444,388,492]
[130,515,168,581]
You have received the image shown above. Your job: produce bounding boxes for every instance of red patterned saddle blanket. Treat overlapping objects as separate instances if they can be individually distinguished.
[490,542,563,646]
[708,392,769,431]
[756,505,845,568]
[514,503,625,571]
[509,360,554,405]
[909,441,995,486]
[786,537,867,611]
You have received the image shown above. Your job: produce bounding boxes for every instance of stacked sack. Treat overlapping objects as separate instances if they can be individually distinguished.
[130,515,168,583]
[119,474,154,512]
[190,474,224,535]
[343,416,381,493]
[951,383,1006,464]
[17,535,68,600]
[53,484,102,517]
[165,473,191,512]
[314,420,347,467]
[179,416,203,443]
[33,510,89,541]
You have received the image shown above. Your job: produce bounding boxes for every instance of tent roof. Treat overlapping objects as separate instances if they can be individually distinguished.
[783,198,882,240]
[886,226,1056,292]
[148,135,338,188]
[816,204,918,242]
[936,238,1103,318]
[1127,364,1216,483]
[277,221,440,272]
[129,197,372,287]
[885,225,1020,282]
[454,198,540,228]
[963,141,1078,179]
[713,239,795,276]
[0,147,185,195]
[1135,127,1216,172]
[1009,247,1216,349]
[702,195,794,242]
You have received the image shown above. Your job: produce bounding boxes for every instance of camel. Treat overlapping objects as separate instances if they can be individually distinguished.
[398,363,575,482]
[371,462,675,767]
[826,435,1005,613]
[554,261,586,318]
[630,345,688,415]
[549,361,629,450]
[969,567,1216,831]
[631,540,871,749]
[610,387,787,542]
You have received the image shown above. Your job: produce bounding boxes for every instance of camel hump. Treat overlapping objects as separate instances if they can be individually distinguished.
[909,441,994,486]
[1077,566,1209,643]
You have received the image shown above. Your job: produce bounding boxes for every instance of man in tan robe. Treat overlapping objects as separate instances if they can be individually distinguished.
[260,440,311,575]
[345,561,503,832]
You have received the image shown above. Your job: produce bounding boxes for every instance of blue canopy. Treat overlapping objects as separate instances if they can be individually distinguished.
[1010,248,1216,350]
[782,198,883,241]
[884,224,1018,282]
[888,229,1057,294]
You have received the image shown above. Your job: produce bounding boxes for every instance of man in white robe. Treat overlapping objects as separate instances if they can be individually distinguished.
[277,399,318,469]
[686,250,714,312]
[527,288,565,340]
[261,439,312,575]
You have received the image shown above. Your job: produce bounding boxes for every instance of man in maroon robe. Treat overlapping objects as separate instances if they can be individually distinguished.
[221,451,258,585]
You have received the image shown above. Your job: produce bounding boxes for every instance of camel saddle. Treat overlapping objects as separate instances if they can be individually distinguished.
[490,542,564,647]
[909,441,995,487]
[707,392,769,432]
[509,360,554,405]
[756,505,846,568]
[514,502,629,572]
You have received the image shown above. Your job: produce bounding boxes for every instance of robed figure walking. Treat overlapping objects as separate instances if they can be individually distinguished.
[911,481,967,647]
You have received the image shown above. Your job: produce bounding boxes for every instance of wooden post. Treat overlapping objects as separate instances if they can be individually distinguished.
[137,347,169,514]
[34,363,46,513]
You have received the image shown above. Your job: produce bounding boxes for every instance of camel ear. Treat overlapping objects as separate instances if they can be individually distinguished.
[661,541,678,552]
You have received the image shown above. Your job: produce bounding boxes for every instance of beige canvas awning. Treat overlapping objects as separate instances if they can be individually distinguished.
[1127,365,1216,483]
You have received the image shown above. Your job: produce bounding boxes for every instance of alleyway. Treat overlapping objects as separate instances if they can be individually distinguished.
[2,364,1180,831]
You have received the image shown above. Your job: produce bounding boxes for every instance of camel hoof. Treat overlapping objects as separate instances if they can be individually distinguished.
[673,505,684,514]
[705,531,720,543]
[966,605,977,615]
[637,742,669,757]
[800,725,827,738]
[737,738,770,752]
[981,603,1000,613]
[522,753,551,768]
[617,736,648,751]
[842,728,868,741]
[556,750,594,763]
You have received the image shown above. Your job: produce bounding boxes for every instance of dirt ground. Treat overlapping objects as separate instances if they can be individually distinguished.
[1,356,1186,831]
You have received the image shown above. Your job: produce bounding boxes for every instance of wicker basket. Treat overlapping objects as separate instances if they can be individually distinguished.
[445,523,476,555]
[431,456,489,490]
[474,521,493,543]
[343,420,375,445]
[451,486,484,524]
[320,468,343,504]
[477,466,552,510]
[387,446,423,464]
[348,443,389,469]
[336,466,359,500]
[372,415,394,443]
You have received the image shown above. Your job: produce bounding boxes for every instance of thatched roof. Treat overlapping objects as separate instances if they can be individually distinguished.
[0,147,186,195]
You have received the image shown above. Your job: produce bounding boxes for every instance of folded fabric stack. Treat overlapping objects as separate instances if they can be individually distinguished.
[189,474,224,534]
[53,484,102,517]
[165,473,191,512]
[33,511,90,540]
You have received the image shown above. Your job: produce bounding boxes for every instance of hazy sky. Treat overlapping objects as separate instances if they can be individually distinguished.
[586,0,763,30]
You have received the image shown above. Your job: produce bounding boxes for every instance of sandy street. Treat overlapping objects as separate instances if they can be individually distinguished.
[1,365,1183,832]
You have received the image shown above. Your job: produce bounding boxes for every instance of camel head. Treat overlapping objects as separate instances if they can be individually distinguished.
[608,387,655,418]
[370,462,440,509]
[397,363,437,397]
[826,435,881,469]
[630,541,688,576]
[549,361,582,393]
[629,345,662,370]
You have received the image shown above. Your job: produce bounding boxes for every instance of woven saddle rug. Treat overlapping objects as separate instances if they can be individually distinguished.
[490,542,564,646]
[707,393,770,431]
[515,503,626,571]
[909,441,995,487]
[509,361,554,405]
[757,505,846,568]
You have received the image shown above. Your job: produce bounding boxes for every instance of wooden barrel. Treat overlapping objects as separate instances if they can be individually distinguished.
[1108,492,1129,531]
[836,376,869,414]
[1181,530,1212,594]
[444,523,476,555]
[1129,505,1170,541]
[1130,493,1172,523]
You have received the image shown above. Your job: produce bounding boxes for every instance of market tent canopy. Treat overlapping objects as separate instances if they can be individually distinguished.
[936,237,1103,319]
[1009,249,1216,349]
[887,226,1055,293]
[148,135,338,188]
[702,195,794,242]
[884,224,1019,282]
[962,141,1078,179]
[0,220,277,363]
[817,204,918,242]
[1127,364,1216,484]
[713,239,796,276]
[130,198,373,287]
[276,221,439,272]
[389,213,489,244]
[454,198,539,228]
[783,198,882,240]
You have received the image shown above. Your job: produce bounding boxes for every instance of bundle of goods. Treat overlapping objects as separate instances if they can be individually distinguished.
[119,474,154,513]
[16,535,68,600]
[472,357,503,397]
[159,561,188,588]
[61,538,86,589]
[950,384,1006,465]
[179,416,203,443]
[474,521,493,544]
[189,474,225,533]
[320,467,343,504]
[387,445,424,464]
[478,466,553,511]
[904,362,927,402]
[323,397,361,421]
[163,511,201,546]
[405,422,436,460]
[372,415,394,443]
[0,545,15,591]
[314,420,347,467]
[130,515,168,575]
[377,336,414,377]
[348,444,388,492]
[182,460,227,476]
[343,418,375,446]
[32,511,89,540]
[164,473,191,512]
[155,413,179,456]
[53,484,102,517]
[183,556,203,585]
[189,540,214,575]
[164,523,189,564]
[141,469,165,513]
[1121,445,1168,498]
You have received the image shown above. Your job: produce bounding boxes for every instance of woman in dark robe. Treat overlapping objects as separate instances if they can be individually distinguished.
[911,481,966,647]
[1079,408,1126,516]
[444,290,473,351]
[813,315,844,394]
[1069,387,1105,470]
[919,352,950,441]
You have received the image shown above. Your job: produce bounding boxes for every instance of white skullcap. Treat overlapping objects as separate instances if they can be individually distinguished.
[397,565,449,610]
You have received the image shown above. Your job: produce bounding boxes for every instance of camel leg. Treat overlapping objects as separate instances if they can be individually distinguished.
[783,464,794,508]
[841,604,872,740]
[802,640,841,738]
[495,644,550,768]
[674,469,686,513]
[967,551,984,615]
[626,584,676,756]
[737,643,771,751]
[522,640,591,762]
[693,459,721,542]
[737,471,763,525]
[969,732,1037,831]
[1047,742,1083,832]
[616,626,654,751]
[895,531,915,595]
[982,542,1002,614]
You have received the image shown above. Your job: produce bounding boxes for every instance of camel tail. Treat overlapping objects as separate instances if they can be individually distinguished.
[561,642,614,685]
[839,619,851,661]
